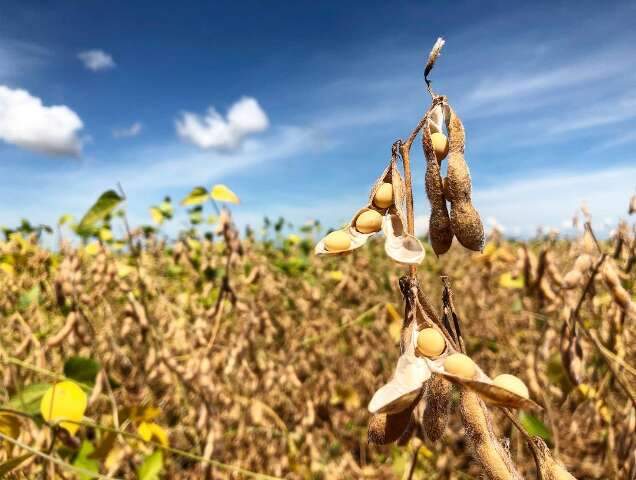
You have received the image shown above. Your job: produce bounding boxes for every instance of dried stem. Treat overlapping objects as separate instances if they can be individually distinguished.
[424,37,445,99]
[397,141,416,279]
[405,444,421,480]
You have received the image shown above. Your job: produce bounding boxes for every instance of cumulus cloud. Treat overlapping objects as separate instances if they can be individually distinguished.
[78,49,115,71]
[0,85,83,156]
[176,97,269,150]
[113,121,142,138]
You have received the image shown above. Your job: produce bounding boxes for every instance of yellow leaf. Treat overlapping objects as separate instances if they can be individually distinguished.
[419,444,434,458]
[0,262,15,276]
[577,383,596,399]
[98,228,113,242]
[117,263,133,278]
[344,389,361,411]
[385,303,402,323]
[499,272,524,289]
[149,207,164,225]
[326,270,343,281]
[595,400,612,423]
[84,242,100,256]
[137,422,169,447]
[140,406,162,422]
[287,234,301,245]
[389,321,402,343]
[0,413,20,439]
[210,184,240,204]
[186,238,201,251]
[593,293,612,308]
[475,242,498,262]
[40,381,87,435]
[104,445,125,471]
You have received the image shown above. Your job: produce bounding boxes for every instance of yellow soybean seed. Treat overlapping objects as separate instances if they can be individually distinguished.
[493,374,529,399]
[431,132,449,162]
[355,210,383,234]
[373,183,394,209]
[416,328,446,357]
[40,381,87,435]
[444,353,476,379]
[324,231,351,252]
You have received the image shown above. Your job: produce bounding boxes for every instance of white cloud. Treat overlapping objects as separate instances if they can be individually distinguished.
[548,95,636,134]
[176,97,269,150]
[0,85,83,156]
[78,49,115,71]
[0,40,49,80]
[113,121,142,138]
[473,166,636,237]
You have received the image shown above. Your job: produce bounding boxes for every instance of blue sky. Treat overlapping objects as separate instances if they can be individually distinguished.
[1,0,635,239]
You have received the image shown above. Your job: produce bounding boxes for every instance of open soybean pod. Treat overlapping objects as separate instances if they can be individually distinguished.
[368,155,406,215]
[410,324,541,411]
[367,406,414,445]
[423,100,454,255]
[368,353,431,415]
[383,213,425,265]
[444,103,485,252]
[377,156,426,265]
[427,355,541,411]
[314,227,368,256]
[315,156,425,264]
[314,165,389,256]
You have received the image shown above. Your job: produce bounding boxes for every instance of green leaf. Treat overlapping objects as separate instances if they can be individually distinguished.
[58,214,74,226]
[137,450,163,480]
[78,190,124,235]
[0,453,33,476]
[73,441,99,480]
[188,206,203,225]
[64,357,101,387]
[158,199,173,217]
[180,186,208,206]
[18,286,40,311]
[519,412,552,442]
[5,383,50,415]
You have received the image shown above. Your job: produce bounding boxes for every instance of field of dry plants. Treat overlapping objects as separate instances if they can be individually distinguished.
[1,39,635,480]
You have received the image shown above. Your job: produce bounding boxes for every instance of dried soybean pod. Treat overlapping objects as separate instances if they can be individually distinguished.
[530,438,577,480]
[460,388,523,480]
[423,108,453,255]
[445,105,485,251]
[545,251,563,287]
[422,375,452,442]
[602,260,636,315]
[367,405,413,445]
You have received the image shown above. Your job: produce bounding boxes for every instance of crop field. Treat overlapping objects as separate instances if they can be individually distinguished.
[0,189,634,478]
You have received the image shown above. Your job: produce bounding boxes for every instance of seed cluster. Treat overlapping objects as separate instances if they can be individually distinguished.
[315,157,425,265]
